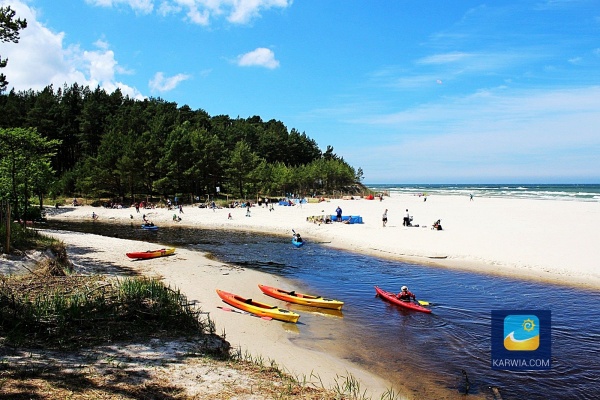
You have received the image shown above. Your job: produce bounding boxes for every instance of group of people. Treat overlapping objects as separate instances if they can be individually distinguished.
[380,208,442,230]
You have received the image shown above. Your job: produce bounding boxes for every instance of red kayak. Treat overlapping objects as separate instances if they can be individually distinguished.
[374,286,432,314]
[126,248,175,259]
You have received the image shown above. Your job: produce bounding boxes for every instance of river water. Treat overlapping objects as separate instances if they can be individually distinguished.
[44,220,600,400]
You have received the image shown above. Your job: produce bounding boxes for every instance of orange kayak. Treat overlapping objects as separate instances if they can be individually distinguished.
[258,284,344,310]
[216,289,300,323]
[126,248,175,259]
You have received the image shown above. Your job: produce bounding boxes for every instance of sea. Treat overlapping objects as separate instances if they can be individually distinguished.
[366,183,600,202]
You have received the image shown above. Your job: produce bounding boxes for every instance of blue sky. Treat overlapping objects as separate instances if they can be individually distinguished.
[2,0,600,183]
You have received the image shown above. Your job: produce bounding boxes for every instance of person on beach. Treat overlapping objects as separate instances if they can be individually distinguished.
[396,286,416,302]
[336,206,342,222]
[92,212,98,221]
[432,219,442,230]
[382,209,388,227]
[470,193,474,201]
[403,209,411,226]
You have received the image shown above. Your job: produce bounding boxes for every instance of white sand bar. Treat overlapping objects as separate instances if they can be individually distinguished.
[47,193,600,290]
[35,193,600,397]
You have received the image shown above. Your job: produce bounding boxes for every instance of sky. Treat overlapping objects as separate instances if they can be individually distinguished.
[1,0,600,184]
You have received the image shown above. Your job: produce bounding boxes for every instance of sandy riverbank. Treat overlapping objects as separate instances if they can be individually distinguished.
[20,193,598,398]
[47,193,600,290]
[35,229,393,398]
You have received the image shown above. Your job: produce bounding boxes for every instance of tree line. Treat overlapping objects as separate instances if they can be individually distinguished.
[0,84,364,220]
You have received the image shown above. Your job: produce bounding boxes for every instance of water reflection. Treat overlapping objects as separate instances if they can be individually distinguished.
[43,221,600,399]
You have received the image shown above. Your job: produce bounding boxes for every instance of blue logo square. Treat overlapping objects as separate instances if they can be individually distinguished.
[491,310,551,370]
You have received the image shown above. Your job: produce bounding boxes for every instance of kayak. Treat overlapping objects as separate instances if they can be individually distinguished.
[216,289,300,323]
[292,237,304,247]
[374,286,431,314]
[141,224,158,230]
[258,284,344,310]
[126,248,175,259]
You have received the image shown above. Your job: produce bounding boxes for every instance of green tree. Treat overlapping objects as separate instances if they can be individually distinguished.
[227,140,261,198]
[0,128,60,220]
[0,6,27,92]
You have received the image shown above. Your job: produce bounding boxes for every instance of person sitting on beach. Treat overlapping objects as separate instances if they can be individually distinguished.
[432,219,442,230]
[396,286,416,302]
[343,216,352,224]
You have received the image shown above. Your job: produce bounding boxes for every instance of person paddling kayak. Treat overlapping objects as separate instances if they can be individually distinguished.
[396,286,416,302]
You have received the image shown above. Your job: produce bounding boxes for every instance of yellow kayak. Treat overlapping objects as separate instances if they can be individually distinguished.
[258,284,344,310]
[216,289,300,323]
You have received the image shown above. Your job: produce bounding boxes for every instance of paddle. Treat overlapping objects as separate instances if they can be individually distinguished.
[416,299,431,306]
[217,306,272,320]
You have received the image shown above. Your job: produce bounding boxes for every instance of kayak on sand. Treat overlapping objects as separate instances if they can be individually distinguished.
[216,289,300,323]
[374,286,432,314]
[126,248,175,259]
[258,284,344,310]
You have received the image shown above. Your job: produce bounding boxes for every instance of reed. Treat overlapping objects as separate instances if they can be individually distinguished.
[0,274,215,348]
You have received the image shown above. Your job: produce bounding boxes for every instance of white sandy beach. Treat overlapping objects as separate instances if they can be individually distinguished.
[48,193,600,290]
[29,193,600,397]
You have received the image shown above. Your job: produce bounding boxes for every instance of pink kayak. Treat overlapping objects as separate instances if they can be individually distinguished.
[375,286,432,314]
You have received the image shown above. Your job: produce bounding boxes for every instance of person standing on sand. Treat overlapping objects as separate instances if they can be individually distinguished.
[336,206,342,222]
[382,209,388,227]
[403,209,410,226]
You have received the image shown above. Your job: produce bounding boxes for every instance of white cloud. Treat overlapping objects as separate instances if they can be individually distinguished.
[85,0,154,14]
[149,72,191,92]
[86,0,292,25]
[417,52,471,64]
[568,57,582,64]
[1,1,144,99]
[237,47,279,69]
[227,0,291,24]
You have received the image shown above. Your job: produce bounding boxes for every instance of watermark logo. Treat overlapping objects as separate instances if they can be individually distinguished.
[491,310,551,370]
[504,314,539,351]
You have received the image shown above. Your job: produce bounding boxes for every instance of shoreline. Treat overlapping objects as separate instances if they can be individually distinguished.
[19,193,600,397]
[44,193,600,291]
[34,229,394,398]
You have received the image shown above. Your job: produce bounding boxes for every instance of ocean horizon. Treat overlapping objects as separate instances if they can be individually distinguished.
[365,183,600,202]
